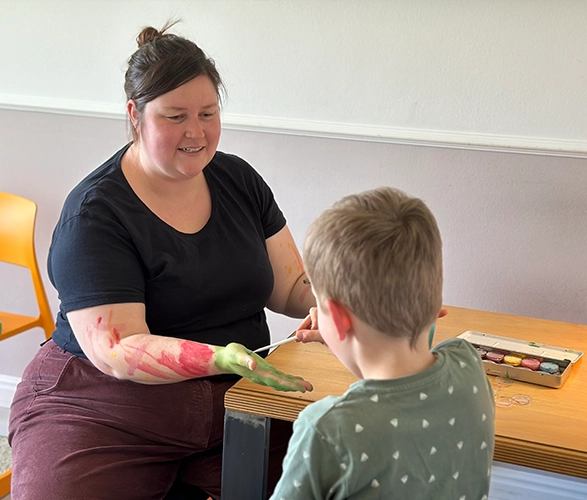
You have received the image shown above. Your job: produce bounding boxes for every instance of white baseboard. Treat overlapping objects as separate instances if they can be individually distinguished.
[0,374,19,437]
[0,375,19,409]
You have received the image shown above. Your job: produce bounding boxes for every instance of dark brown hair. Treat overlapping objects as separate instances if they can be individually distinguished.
[124,21,225,127]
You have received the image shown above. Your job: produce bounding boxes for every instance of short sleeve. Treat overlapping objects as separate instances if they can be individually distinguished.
[48,210,146,313]
[256,177,286,239]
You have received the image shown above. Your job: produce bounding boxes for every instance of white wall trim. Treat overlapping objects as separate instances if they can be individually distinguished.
[224,114,587,159]
[2,94,587,158]
[0,94,125,121]
[0,375,19,409]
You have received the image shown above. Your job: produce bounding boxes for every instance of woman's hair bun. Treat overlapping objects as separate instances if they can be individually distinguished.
[136,21,178,48]
[136,27,160,48]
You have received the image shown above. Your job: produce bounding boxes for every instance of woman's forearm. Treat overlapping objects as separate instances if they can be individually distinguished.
[69,304,313,391]
[93,334,313,392]
[88,331,225,384]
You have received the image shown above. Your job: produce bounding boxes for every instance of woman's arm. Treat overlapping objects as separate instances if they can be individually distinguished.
[265,225,316,318]
[67,302,312,392]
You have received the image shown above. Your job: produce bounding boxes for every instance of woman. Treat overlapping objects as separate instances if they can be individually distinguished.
[9,22,315,500]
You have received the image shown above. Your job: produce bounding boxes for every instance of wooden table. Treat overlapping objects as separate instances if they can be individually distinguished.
[221,306,587,499]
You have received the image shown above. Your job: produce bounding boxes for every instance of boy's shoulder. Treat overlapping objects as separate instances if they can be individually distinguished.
[433,337,481,361]
[296,394,341,428]
[432,337,489,386]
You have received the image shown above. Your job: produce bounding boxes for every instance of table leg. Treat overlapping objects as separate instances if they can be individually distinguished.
[221,410,271,500]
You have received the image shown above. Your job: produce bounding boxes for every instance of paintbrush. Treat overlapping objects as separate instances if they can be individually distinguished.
[253,335,297,353]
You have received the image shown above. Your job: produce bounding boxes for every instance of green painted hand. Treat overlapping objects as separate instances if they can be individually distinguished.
[213,343,313,393]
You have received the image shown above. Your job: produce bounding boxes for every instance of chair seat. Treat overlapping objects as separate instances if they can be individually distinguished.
[0,469,10,497]
[0,311,41,341]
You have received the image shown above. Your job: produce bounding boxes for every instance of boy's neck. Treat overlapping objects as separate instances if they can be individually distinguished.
[352,326,436,381]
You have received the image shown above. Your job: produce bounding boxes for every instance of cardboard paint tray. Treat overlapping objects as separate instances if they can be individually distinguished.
[457,331,583,389]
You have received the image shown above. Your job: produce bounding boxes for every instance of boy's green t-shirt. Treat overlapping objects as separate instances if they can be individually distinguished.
[271,338,495,500]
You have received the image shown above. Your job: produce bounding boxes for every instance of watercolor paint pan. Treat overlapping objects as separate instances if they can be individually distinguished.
[457,331,583,389]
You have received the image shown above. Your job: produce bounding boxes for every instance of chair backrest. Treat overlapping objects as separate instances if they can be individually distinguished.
[0,192,39,268]
[0,191,54,340]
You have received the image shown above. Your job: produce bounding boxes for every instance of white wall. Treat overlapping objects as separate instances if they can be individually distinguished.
[1,1,586,377]
[1,0,587,154]
[1,108,586,377]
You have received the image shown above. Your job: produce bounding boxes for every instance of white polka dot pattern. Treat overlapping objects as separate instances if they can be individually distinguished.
[269,338,495,500]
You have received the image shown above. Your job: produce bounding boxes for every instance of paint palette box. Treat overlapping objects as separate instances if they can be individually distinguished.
[457,331,584,389]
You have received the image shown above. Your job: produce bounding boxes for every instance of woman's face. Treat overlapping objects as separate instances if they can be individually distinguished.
[130,75,221,181]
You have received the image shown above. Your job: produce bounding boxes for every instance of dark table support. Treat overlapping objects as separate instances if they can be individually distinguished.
[221,410,271,500]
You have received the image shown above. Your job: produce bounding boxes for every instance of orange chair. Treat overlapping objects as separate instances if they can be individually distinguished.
[0,192,54,497]
[0,463,9,497]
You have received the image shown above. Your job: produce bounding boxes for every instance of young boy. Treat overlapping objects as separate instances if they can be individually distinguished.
[271,187,495,499]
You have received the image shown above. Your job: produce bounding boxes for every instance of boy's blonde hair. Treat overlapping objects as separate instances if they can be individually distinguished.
[303,187,443,346]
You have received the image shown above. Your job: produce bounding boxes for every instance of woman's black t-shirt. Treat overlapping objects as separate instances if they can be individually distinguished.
[48,144,286,359]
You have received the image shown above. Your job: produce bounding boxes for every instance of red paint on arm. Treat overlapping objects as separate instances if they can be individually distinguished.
[175,341,215,377]
[93,312,123,349]
[122,340,214,380]
[93,311,215,381]
[123,346,174,380]
[107,309,122,346]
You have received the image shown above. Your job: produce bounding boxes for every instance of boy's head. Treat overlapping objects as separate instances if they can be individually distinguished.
[303,187,443,346]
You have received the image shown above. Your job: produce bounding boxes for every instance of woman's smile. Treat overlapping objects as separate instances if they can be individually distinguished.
[179,146,204,153]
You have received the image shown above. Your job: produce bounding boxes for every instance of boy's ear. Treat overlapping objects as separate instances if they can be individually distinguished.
[324,299,353,341]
